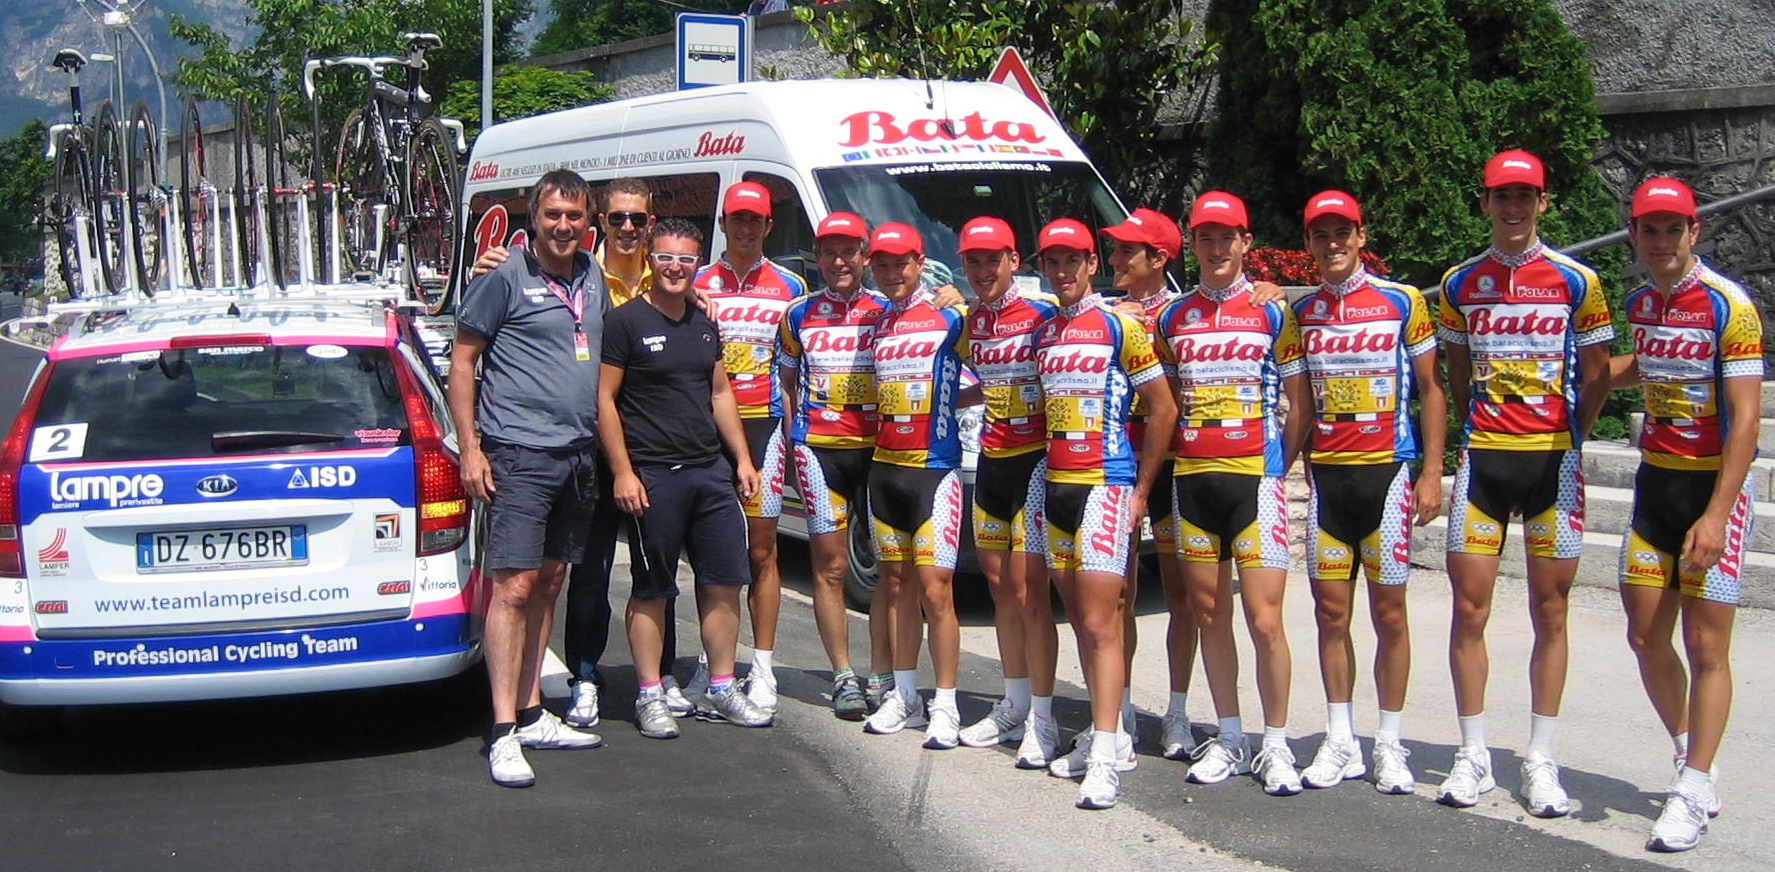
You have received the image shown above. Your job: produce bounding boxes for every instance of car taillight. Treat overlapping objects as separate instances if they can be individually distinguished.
[0,373,52,578]
[393,357,468,555]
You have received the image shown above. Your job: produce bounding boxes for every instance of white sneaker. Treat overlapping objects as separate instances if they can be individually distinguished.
[924,703,962,750]
[959,698,1027,748]
[1253,743,1303,796]
[863,692,928,735]
[564,681,600,728]
[1014,712,1061,770]
[743,671,778,713]
[1520,754,1571,818]
[1159,713,1195,761]
[1076,760,1120,810]
[1301,737,1365,788]
[1648,785,1709,852]
[1437,746,1495,808]
[1670,756,1723,818]
[661,675,694,718]
[1186,736,1250,784]
[683,656,711,704]
[1050,731,1137,778]
[515,710,604,750]
[488,730,535,788]
[1371,738,1416,795]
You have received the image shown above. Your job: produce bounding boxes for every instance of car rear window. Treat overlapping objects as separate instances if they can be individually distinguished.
[33,343,412,462]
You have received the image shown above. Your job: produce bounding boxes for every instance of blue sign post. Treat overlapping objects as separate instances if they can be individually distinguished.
[677,13,751,91]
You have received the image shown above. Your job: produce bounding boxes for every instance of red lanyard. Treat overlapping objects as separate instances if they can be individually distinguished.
[540,271,584,330]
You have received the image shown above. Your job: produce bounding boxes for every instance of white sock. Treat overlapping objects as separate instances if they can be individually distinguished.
[1262,725,1289,749]
[893,669,919,704]
[1679,765,1710,791]
[1005,676,1032,713]
[1166,691,1189,720]
[1031,695,1054,720]
[1672,732,1690,758]
[933,686,958,711]
[751,649,774,676]
[1375,709,1404,744]
[1219,716,1245,747]
[1528,713,1558,761]
[1327,702,1355,742]
[1458,713,1487,750]
[1089,729,1120,763]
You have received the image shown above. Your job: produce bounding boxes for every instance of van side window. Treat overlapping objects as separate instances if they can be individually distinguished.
[742,172,814,286]
[625,173,721,249]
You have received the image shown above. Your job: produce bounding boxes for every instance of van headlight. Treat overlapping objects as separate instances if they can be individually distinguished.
[958,405,984,455]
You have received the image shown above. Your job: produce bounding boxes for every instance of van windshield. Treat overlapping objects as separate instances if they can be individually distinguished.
[814,160,1127,291]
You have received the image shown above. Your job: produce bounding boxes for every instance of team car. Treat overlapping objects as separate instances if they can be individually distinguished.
[0,291,481,734]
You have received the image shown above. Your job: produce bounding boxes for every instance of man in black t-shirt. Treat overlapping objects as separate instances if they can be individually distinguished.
[598,218,773,737]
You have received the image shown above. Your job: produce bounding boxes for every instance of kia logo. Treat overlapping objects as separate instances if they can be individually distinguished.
[195,474,239,498]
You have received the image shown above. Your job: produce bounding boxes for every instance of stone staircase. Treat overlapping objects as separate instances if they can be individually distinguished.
[1407,381,1775,610]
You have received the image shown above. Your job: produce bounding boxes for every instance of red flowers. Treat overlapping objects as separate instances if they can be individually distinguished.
[1243,248,1390,285]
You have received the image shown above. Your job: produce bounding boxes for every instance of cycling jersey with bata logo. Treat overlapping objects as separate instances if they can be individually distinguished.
[1625,259,1765,471]
[779,287,890,449]
[871,288,969,469]
[1155,278,1306,477]
[1037,293,1164,486]
[696,257,808,419]
[1292,270,1438,465]
[968,286,1060,458]
[1437,242,1613,451]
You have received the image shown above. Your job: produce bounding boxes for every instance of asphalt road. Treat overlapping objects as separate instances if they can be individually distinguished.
[0,303,1768,871]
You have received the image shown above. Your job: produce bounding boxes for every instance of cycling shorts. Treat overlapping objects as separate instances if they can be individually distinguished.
[740,417,786,520]
[974,451,1048,555]
[1045,482,1135,575]
[1148,472,1178,555]
[1621,463,1755,605]
[791,443,872,535]
[1446,448,1583,559]
[868,463,963,569]
[1173,472,1290,570]
[1306,462,1413,586]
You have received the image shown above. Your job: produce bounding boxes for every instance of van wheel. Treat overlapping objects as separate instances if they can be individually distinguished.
[0,702,62,742]
[841,509,877,612]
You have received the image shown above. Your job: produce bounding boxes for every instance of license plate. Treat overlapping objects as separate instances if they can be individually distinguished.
[136,526,309,573]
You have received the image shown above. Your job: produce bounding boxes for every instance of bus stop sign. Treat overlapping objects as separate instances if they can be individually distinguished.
[677,13,751,90]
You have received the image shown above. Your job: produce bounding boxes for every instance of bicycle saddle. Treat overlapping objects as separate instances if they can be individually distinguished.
[403,32,442,53]
[52,49,88,73]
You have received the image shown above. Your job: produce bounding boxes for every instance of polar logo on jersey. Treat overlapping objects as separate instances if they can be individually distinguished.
[288,466,359,489]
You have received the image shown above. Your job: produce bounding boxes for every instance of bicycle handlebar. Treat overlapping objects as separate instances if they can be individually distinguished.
[304,56,408,100]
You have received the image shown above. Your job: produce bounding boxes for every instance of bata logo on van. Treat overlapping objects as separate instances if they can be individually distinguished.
[695,131,746,157]
[467,161,500,182]
[50,471,165,508]
[837,111,1048,148]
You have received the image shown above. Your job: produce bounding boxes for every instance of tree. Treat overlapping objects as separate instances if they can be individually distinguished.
[532,0,751,56]
[797,0,1217,215]
[0,119,51,268]
[440,64,613,141]
[168,0,533,159]
[1203,0,1617,289]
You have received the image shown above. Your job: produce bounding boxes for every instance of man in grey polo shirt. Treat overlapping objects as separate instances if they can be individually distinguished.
[449,168,607,788]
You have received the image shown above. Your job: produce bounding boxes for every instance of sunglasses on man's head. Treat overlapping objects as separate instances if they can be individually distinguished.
[605,211,650,227]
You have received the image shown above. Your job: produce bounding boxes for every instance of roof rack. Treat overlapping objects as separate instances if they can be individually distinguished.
[21,281,424,338]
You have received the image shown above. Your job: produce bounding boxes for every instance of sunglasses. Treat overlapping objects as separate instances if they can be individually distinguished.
[605,211,650,227]
[648,252,701,267]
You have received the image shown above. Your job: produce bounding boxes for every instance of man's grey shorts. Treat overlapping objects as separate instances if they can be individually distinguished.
[483,440,597,571]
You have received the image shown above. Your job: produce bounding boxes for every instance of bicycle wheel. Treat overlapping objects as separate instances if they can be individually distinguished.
[179,95,211,288]
[263,96,303,288]
[232,92,261,287]
[406,117,461,314]
[128,100,164,293]
[90,100,127,295]
[49,133,87,298]
[335,107,394,279]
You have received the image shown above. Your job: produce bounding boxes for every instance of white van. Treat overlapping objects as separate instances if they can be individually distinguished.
[457,78,1137,605]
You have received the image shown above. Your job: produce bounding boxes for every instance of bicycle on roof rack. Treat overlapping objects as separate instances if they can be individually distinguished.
[304,31,467,315]
[43,49,128,299]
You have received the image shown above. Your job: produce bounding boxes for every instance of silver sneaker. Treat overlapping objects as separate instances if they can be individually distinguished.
[1437,746,1495,808]
[924,703,962,750]
[661,675,694,718]
[635,696,680,739]
[1371,738,1416,795]
[1159,713,1195,761]
[1253,743,1303,796]
[564,681,600,728]
[959,698,1027,748]
[1049,731,1137,778]
[515,710,603,750]
[1014,712,1061,769]
[488,730,535,788]
[1186,736,1250,784]
[863,692,927,735]
[1520,755,1571,818]
[1301,737,1365,788]
[1076,760,1120,810]
[1648,785,1709,852]
[697,685,774,727]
